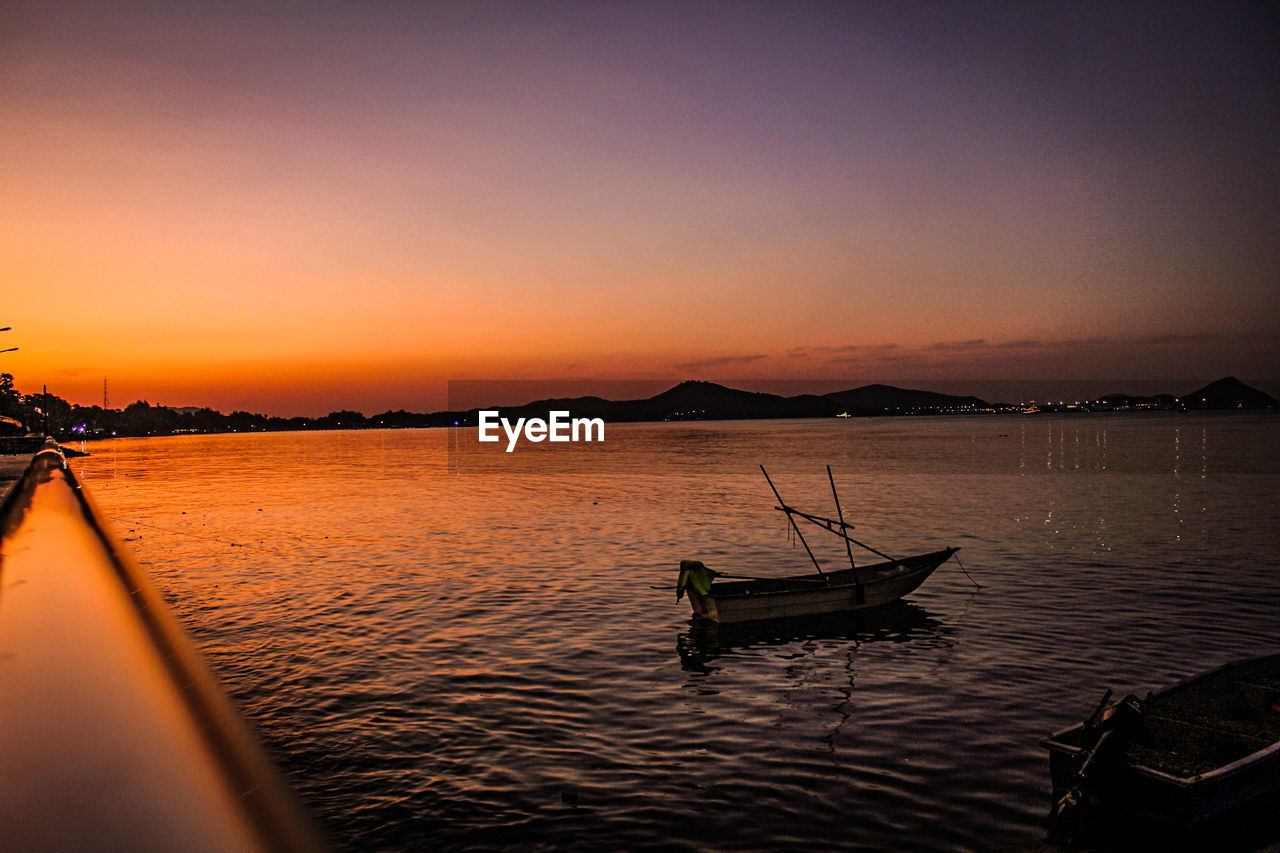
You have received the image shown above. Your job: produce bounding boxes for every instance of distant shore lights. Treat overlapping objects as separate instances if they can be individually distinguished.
[477,410,605,452]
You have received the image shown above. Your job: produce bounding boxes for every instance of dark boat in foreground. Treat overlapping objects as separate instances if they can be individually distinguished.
[1041,654,1280,828]
[676,466,960,624]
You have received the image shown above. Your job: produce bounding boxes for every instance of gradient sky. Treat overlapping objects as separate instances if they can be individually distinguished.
[2,1,1277,415]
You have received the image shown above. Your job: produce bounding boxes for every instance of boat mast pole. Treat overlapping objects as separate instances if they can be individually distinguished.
[828,465,863,603]
[827,466,857,571]
[760,465,825,577]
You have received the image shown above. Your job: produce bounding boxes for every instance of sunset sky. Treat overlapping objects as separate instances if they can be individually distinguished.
[2,1,1277,415]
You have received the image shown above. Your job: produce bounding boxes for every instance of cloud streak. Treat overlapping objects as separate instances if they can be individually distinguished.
[787,343,900,357]
[672,354,769,371]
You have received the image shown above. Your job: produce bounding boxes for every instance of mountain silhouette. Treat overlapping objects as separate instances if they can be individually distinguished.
[481,376,1275,423]
[1182,376,1278,409]
[1095,377,1277,410]
[501,380,988,423]
[825,383,989,415]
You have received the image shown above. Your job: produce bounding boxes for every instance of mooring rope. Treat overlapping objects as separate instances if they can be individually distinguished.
[953,551,982,588]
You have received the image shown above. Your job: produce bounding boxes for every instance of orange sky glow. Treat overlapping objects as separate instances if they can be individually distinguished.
[2,2,1277,415]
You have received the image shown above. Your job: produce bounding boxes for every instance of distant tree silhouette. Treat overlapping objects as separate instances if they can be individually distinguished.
[0,373,22,421]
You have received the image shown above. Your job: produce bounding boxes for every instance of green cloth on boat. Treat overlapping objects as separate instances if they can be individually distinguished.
[676,559,717,601]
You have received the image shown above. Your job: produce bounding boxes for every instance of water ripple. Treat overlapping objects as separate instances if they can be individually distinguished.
[69,415,1280,851]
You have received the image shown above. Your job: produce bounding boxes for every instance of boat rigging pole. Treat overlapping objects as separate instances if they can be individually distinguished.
[761,466,896,562]
[827,466,858,571]
[760,465,825,577]
[827,465,864,603]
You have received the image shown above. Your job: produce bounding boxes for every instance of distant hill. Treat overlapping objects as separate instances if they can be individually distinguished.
[502,380,834,422]
[496,394,616,420]
[498,380,990,423]
[1180,376,1278,409]
[1084,377,1276,411]
[825,383,990,415]
[620,380,834,420]
[484,377,1276,423]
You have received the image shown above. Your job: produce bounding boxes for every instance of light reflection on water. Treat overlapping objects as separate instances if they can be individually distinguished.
[71,413,1280,851]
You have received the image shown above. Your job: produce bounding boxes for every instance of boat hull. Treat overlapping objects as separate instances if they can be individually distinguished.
[1045,738,1280,827]
[1041,654,1280,827]
[686,548,956,624]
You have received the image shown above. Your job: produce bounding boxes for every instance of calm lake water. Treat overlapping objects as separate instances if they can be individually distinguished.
[71,414,1280,851]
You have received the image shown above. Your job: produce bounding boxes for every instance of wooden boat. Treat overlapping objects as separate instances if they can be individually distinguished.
[677,466,959,624]
[1040,654,1280,828]
[680,548,957,624]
